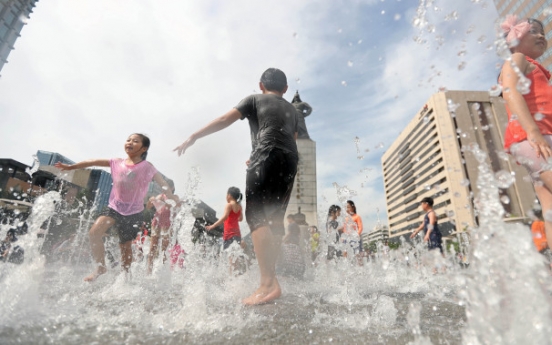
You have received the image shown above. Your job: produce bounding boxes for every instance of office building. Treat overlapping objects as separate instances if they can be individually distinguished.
[382,91,536,242]
[493,0,552,70]
[0,0,38,74]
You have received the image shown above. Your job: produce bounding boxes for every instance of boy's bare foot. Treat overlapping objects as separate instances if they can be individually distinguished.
[84,265,107,282]
[242,281,281,305]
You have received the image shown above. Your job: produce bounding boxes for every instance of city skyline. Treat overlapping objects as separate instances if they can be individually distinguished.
[0,1,508,233]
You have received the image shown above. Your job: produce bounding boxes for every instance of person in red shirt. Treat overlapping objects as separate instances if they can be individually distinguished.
[206,187,245,274]
[500,15,552,257]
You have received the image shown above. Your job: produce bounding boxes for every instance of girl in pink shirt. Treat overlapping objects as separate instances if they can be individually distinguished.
[55,133,176,282]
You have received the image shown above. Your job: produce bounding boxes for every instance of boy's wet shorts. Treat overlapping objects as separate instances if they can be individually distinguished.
[510,135,552,183]
[223,236,241,250]
[101,208,143,244]
[245,149,298,237]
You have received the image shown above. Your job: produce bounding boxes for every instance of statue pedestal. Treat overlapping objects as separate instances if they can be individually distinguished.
[287,138,318,228]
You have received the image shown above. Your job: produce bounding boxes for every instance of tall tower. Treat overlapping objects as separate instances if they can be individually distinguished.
[493,0,552,70]
[287,91,318,228]
[0,0,38,75]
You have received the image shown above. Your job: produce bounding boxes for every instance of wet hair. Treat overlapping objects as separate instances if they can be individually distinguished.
[132,133,150,160]
[346,200,357,214]
[327,204,341,217]
[227,186,243,203]
[260,68,287,92]
[420,197,434,207]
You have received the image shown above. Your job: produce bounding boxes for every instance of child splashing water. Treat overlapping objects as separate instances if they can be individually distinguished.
[146,180,179,275]
[205,187,245,275]
[55,133,177,281]
[499,15,552,264]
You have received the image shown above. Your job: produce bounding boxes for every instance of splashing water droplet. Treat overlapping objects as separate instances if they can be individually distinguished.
[375,142,385,149]
[341,81,347,86]
[500,195,510,204]
[534,113,544,121]
[454,192,461,198]
[488,84,502,97]
[394,14,401,20]
[381,10,385,15]
[477,35,486,44]
[460,179,470,187]
[458,61,467,70]
[357,156,364,160]
[495,170,515,189]
[457,50,466,57]
[423,116,429,124]
[347,61,353,67]
[517,77,531,95]
[295,78,301,84]
[447,99,460,112]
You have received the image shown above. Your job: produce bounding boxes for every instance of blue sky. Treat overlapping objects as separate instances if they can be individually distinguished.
[0,0,503,232]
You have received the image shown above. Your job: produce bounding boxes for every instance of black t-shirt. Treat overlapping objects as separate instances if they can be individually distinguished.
[235,94,298,164]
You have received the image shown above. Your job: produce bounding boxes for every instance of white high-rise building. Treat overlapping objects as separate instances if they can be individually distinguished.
[382,91,536,242]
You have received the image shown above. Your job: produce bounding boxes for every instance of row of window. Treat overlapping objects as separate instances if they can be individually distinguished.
[384,122,438,191]
[385,141,440,205]
[382,110,433,174]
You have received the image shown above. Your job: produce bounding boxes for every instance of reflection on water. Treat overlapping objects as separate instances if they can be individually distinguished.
[1,152,552,345]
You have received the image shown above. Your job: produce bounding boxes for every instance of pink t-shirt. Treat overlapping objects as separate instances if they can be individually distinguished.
[108,158,158,215]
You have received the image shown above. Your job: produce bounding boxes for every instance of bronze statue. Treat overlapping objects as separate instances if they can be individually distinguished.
[291,91,313,139]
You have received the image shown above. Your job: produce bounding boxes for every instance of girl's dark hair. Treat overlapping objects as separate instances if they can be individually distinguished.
[132,133,150,160]
[347,200,357,214]
[327,204,341,217]
[227,186,243,203]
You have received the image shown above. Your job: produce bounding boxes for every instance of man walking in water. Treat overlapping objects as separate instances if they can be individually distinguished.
[174,68,298,305]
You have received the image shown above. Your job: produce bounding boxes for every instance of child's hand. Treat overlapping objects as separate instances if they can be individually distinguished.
[54,162,72,171]
[527,129,552,159]
[423,234,429,242]
[205,225,212,231]
[173,137,196,157]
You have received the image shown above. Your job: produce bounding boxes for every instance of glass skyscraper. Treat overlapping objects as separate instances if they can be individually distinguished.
[0,0,38,74]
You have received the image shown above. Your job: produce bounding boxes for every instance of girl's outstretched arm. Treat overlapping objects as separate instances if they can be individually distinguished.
[206,203,231,231]
[54,159,110,171]
[502,53,552,159]
[173,109,242,156]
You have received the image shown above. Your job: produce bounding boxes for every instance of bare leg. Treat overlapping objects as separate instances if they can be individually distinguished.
[120,240,133,272]
[84,216,114,282]
[243,226,282,305]
[147,232,160,275]
[535,172,552,257]
[160,229,171,263]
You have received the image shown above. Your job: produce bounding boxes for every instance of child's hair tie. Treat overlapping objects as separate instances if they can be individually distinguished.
[500,14,531,44]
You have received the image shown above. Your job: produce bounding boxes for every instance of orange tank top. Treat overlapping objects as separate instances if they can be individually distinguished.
[504,57,552,150]
[531,220,548,252]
